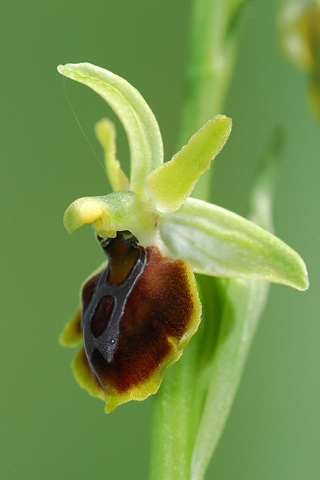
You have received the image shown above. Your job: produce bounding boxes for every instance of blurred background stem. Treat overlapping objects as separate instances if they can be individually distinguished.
[179,0,247,200]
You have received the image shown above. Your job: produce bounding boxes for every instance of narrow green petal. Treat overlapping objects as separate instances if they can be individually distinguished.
[159,197,308,290]
[58,63,163,194]
[95,118,130,192]
[146,115,232,213]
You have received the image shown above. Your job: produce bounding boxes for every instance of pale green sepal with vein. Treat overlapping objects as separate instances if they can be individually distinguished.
[57,63,163,194]
[159,197,308,290]
[95,118,130,192]
[146,115,232,213]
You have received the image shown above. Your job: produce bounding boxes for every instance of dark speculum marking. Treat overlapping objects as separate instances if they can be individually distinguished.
[81,232,195,395]
[81,232,147,387]
[90,296,114,337]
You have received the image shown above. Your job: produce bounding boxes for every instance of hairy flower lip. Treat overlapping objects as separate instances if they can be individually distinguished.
[63,232,202,413]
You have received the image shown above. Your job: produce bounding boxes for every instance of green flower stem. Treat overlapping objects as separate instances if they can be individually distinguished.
[149,277,224,480]
[149,1,246,479]
[149,340,199,480]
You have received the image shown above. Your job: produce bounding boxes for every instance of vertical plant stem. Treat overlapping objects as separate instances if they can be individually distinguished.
[179,0,246,201]
[149,277,224,480]
[149,1,246,479]
[149,341,199,480]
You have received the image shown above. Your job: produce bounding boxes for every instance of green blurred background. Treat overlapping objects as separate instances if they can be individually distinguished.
[1,0,319,479]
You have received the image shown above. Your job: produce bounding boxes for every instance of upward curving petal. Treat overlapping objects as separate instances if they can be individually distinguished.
[58,63,163,194]
[146,116,232,213]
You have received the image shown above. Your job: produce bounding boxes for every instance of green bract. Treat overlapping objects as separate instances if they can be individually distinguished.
[58,62,308,291]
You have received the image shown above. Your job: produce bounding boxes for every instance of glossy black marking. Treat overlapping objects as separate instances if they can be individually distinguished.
[82,232,147,384]
[90,295,114,337]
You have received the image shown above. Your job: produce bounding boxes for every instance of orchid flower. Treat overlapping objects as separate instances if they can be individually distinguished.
[280,0,320,119]
[58,63,308,413]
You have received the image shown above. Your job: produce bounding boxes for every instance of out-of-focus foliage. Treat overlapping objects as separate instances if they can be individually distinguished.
[280,0,320,119]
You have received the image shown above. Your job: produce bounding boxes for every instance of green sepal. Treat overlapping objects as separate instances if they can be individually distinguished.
[159,197,308,290]
[146,115,232,213]
[58,62,163,194]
